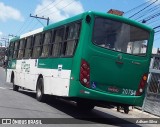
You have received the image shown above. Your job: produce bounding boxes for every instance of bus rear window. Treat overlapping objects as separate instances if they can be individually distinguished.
[93,17,150,56]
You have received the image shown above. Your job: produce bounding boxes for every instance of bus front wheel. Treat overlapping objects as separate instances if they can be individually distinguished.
[36,78,45,102]
[12,78,19,91]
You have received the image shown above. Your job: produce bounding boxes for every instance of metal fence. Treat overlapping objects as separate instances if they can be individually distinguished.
[142,55,160,117]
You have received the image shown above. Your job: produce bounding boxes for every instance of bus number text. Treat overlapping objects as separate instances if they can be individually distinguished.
[122,89,136,96]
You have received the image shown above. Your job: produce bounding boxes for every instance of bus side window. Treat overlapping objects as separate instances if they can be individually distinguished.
[32,34,42,58]
[8,42,14,60]
[41,31,51,57]
[63,23,81,56]
[24,37,32,58]
[13,41,20,59]
[52,28,64,57]
[18,39,26,59]
[49,30,55,56]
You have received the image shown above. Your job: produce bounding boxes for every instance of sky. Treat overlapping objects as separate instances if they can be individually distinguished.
[0,0,160,48]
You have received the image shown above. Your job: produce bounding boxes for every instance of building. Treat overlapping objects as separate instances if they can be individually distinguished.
[0,47,6,66]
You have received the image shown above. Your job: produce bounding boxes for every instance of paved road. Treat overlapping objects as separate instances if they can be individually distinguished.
[0,67,157,127]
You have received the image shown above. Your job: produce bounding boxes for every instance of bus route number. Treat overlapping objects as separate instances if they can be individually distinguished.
[122,89,136,96]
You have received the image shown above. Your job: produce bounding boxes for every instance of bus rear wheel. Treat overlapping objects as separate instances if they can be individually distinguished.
[12,78,19,91]
[36,78,45,102]
[124,106,129,114]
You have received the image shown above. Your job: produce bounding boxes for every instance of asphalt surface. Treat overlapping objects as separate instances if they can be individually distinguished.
[0,67,158,127]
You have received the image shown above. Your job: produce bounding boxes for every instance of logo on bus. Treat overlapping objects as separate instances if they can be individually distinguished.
[108,86,119,93]
[21,61,30,73]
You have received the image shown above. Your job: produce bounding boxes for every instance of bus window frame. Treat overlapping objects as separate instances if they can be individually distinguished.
[17,38,26,59]
[8,42,15,60]
[32,33,43,59]
[23,36,33,59]
[62,22,81,57]
[47,20,82,59]
[10,20,82,60]
[51,27,65,58]
[40,30,52,58]
[13,41,20,59]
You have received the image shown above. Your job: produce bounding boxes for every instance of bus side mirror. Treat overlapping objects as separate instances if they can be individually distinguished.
[86,15,91,23]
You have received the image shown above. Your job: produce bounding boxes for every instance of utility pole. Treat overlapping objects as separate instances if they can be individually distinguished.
[30,14,50,26]
[1,37,9,47]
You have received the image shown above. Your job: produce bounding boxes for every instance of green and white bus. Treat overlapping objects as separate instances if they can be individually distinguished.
[6,11,154,111]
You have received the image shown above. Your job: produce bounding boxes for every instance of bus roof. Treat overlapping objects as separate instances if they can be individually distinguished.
[10,11,154,42]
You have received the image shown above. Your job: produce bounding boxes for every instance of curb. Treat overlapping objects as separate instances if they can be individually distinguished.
[133,107,160,118]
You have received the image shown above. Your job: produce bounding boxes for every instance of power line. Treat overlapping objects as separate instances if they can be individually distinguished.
[129,0,158,18]
[127,0,160,30]
[124,0,152,15]
[36,0,65,15]
[35,0,56,15]
[15,0,53,35]
[155,31,160,34]
[154,25,160,30]
[27,19,38,31]
[124,0,160,48]
[32,20,42,30]
[146,17,160,25]
[15,1,37,36]
[15,0,77,36]
[18,18,34,35]
[15,17,31,36]
[133,3,160,21]
[141,11,160,23]
[36,18,45,27]
[44,0,75,17]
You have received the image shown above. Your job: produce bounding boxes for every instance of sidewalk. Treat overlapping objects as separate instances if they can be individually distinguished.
[133,108,159,118]
[110,107,160,127]
[112,106,160,118]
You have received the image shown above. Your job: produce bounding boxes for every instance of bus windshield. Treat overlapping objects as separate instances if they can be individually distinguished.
[93,17,150,56]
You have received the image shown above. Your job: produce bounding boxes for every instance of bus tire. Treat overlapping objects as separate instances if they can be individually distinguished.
[117,106,121,112]
[76,100,95,111]
[12,77,19,91]
[36,78,45,102]
[124,106,129,114]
